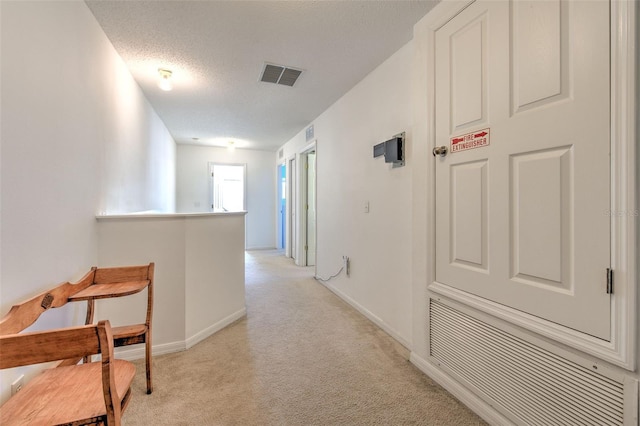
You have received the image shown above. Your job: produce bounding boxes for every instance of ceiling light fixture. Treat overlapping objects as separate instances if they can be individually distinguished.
[227,141,235,152]
[157,68,173,91]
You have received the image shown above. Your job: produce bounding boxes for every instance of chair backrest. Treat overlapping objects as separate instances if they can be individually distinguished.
[0,320,123,424]
[0,268,96,335]
[0,320,109,368]
[93,263,154,328]
[93,264,152,284]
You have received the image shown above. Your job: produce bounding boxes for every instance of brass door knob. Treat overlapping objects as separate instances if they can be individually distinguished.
[432,146,448,157]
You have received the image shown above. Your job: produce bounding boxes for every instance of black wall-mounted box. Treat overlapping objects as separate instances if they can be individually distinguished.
[384,136,403,164]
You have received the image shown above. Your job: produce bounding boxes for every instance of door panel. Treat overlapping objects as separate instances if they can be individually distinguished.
[434,0,610,339]
[512,0,567,111]
[450,160,488,271]
[451,17,486,131]
[511,147,571,288]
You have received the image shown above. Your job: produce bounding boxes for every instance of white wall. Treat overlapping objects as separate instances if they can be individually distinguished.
[176,144,275,249]
[99,71,176,214]
[278,42,414,347]
[95,214,246,354]
[0,1,176,403]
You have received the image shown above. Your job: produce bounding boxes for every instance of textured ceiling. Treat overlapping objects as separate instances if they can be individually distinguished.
[86,1,438,151]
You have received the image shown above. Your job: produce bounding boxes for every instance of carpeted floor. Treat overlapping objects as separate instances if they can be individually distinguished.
[123,250,486,425]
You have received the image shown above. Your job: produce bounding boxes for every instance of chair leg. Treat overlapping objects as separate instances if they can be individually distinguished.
[145,332,153,394]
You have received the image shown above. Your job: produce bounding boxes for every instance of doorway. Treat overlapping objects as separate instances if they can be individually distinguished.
[277,163,286,249]
[305,152,316,266]
[209,163,246,212]
[287,157,296,260]
[296,144,316,267]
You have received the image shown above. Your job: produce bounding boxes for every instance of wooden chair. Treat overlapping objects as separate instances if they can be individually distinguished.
[0,268,96,336]
[69,263,155,394]
[0,319,135,425]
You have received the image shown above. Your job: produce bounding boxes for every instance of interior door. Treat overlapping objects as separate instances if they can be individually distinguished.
[434,0,611,339]
[288,158,297,260]
[306,152,317,266]
[278,164,286,249]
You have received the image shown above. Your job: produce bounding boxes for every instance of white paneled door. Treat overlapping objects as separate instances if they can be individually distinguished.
[434,0,611,339]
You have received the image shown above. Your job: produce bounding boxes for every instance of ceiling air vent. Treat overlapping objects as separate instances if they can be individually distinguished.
[260,63,303,87]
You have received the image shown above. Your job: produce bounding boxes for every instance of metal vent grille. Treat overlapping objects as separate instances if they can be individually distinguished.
[429,299,625,426]
[278,68,302,86]
[278,149,284,159]
[260,63,303,87]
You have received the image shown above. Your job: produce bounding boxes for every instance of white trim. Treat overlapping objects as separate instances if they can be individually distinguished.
[320,281,411,350]
[296,141,317,268]
[299,140,317,156]
[112,308,247,360]
[276,162,286,250]
[114,341,185,361]
[186,307,247,349]
[409,352,513,426]
[424,0,637,370]
[286,155,297,260]
[609,0,637,372]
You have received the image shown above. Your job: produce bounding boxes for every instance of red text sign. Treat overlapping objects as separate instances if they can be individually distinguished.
[450,128,490,153]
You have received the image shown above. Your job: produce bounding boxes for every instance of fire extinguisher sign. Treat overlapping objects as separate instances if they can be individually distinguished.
[450,128,490,153]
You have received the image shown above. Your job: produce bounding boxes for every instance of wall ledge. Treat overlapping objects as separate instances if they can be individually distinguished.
[96,211,247,220]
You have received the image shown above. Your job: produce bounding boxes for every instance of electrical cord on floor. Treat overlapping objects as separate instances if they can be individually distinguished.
[314,266,344,282]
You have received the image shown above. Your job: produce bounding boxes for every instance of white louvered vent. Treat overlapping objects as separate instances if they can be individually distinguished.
[260,63,303,87]
[430,299,626,426]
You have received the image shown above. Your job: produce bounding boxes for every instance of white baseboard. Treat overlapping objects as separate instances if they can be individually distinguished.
[113,308,246,360]
[409,352,512,426]
[185,307,247,349]
[115,341,186,361]
[321,282,411,350]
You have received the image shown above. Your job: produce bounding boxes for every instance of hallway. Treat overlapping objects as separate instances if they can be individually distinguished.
[123,250,485,425]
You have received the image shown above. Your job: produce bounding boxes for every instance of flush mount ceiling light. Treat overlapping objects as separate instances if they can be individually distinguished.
[157,68,173,91]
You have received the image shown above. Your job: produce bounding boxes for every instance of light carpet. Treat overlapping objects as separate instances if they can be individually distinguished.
[123,249,486,425]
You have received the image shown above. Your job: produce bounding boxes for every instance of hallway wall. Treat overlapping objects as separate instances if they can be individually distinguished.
[0,1,176,403]
[278,42,414,346]
[176,144,276,249]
